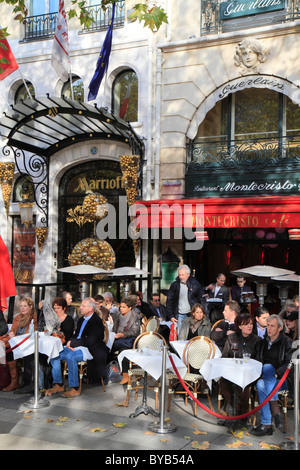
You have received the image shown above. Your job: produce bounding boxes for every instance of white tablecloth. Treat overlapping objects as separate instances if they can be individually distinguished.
[117,349,187,381]
[8,333,63,363]
[200,357,262,390]
[170,339,222,362]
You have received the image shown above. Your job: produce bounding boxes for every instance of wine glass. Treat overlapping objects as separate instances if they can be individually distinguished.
[231,342,238,361]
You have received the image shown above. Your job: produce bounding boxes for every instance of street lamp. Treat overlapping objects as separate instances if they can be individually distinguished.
[18,194,34,228]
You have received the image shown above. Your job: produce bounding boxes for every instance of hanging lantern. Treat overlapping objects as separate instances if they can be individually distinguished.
[19,194,34,228]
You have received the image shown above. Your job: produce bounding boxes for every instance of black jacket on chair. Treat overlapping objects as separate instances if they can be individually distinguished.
[70,312,107,380]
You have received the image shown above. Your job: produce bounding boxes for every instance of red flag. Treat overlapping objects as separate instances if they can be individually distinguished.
[0,235,16,311]
[0,37,18,81]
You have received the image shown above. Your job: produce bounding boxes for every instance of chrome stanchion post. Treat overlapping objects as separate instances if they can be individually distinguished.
[148,345,176,434]
[280,359,299,450]
[24,331,50,409]
[293,358,299,450]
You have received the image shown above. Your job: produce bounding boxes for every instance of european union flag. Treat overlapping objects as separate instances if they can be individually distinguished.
[88,1,116,101]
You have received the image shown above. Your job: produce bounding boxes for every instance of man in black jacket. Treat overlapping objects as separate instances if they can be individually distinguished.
[148,293,170,342]
[45,297,107,398]
[250,314,293,436]
[207,273,230,324]
[166,265,204,333]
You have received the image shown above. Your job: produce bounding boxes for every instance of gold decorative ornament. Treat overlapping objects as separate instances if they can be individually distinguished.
[82,193,109,221]
[120,155,140,258]
[35,227,48,255]
[0,162,15,216]
[68,238,116,275]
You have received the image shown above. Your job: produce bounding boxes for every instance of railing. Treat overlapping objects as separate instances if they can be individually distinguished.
[186,135,300,172]
[201,0,300,36]
[23,12,57,41]
[22,2,125,41]
[81,1,125,32]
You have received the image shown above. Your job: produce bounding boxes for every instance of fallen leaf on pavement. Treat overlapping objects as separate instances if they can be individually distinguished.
[58,416,69,422]
[226,440,253,449]
[90,427,107,432]
[113,422,127,428]
[193,429,207,435]
[191,440,210,450]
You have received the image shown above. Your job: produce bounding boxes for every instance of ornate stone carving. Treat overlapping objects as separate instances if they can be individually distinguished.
[234,38,269,74]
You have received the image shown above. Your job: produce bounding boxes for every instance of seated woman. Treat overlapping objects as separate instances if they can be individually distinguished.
[109,296,141,385]
[219,313,262,427]
[178,303,211,341]
[2,297,37,393]
[52,297,74,344]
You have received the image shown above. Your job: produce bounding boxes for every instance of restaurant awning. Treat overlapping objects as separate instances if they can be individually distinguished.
[135,196,300,228]
[0,95,144,158]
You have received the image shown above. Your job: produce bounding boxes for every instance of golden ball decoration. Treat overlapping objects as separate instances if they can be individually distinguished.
[68,238,116,272]
[82,193,108,221]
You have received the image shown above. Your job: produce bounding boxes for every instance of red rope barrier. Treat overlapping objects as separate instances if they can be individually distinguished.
[5,335,30,355]
[168,354,292,421]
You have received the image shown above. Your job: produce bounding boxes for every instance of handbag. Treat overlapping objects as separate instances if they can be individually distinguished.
[169,323,177,342]
[0,362,11,390]
[51,331,66,345]
[105,360,122,384]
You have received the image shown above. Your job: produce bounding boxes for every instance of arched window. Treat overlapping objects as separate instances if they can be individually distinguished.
[14,81,35,104]
[112,69,138,122]
[195,89,300,143]
[192,89,300,162]
[61,75,84,102]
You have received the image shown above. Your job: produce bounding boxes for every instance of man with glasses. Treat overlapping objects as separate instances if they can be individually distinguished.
[45,297,107,398]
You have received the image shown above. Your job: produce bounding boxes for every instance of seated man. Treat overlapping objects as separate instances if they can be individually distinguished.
[45,297,107,398]
[250,315,293,436]
[148,293,171,342]
[210,300,240,350]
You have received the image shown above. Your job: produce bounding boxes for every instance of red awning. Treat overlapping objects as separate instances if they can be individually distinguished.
[134,196,300,229]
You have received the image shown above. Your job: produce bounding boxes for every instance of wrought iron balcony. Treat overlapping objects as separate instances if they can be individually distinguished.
[201,0,300,36]
[22,2,125,41]
[186,135,300,173]
[81,1,125,32]
[23,12,57,41]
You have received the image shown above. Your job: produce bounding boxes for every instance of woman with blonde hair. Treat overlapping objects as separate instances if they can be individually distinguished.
[1,297,37,392]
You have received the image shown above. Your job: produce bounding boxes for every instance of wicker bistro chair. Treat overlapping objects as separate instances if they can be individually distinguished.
[142,316,160,333]
[63,321,109,394]
[250,386,291,432]
[167,336,215,416]
[124,331,167,409]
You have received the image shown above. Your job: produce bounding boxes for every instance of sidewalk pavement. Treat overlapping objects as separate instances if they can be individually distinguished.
[0,377,297,454]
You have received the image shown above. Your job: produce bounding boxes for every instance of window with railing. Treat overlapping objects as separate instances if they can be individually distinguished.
[22,1,125,41]
[201,0,300,36]
[81,1,125,33]
[187,89,300,169]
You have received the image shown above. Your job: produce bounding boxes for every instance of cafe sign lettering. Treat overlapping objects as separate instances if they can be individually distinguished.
[219,0,285,20]
[185,174,300,198]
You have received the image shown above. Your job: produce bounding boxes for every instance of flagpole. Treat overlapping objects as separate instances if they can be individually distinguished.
[17,68,33,100]
[69,69,74,100]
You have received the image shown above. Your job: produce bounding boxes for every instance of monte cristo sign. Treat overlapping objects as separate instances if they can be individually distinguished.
[219,0,285,20]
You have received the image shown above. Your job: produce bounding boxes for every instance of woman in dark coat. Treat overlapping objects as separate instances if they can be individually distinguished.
[219,314,262,423]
